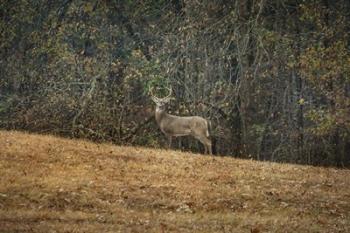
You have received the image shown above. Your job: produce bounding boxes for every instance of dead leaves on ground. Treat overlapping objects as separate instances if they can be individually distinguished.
[0,131,349,232]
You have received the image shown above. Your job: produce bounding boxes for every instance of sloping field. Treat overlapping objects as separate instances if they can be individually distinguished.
[0,131,349,232]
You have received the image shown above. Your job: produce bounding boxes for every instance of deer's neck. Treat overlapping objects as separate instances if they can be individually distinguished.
[155,108,168,125]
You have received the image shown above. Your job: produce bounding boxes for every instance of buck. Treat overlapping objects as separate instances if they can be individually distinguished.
[150,87,212,155]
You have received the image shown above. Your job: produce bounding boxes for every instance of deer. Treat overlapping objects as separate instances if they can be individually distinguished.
[150,87,212,155]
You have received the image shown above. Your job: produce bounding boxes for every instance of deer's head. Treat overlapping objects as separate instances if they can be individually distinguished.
[149,87,172,111]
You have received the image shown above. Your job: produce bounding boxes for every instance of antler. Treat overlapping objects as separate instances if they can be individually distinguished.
[162,87,172,103]
[149,86,172,103]
[149,86,159,102]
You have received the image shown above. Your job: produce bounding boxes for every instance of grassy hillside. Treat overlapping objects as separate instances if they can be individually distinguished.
[0,131,349,232]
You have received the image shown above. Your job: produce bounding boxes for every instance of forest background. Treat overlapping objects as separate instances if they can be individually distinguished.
[0,0,349,167]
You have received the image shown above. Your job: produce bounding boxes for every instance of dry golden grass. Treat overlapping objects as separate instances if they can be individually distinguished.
[0,131,349,232]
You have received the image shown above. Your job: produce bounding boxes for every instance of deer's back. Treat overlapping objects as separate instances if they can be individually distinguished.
[159,114,208,136]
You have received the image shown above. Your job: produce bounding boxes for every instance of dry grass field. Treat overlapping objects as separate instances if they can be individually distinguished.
[0,131,349,232]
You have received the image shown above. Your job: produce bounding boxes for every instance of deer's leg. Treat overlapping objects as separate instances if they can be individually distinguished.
[204,138,212,155]
[195,136,212,155]
[167,135,173,149]
[207,139,212,155]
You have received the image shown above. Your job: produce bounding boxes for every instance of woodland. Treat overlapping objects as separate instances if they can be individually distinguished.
[0,0,350,166]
